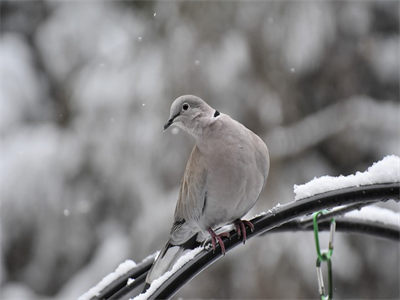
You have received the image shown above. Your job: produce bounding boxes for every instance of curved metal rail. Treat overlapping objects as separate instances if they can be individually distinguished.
[92,182,399,300]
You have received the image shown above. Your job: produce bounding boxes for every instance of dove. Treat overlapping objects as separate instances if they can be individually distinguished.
[145,95,270,286]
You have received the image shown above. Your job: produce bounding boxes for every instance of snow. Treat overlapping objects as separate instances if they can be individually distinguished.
[132,247,203,300]
[78,251,159,300]
[250,211,267,219]
[294,155,400,200]
[345,206,399,227]
[78,259,137,300]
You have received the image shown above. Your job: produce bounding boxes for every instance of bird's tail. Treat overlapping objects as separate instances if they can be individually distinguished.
[144,234,200,288]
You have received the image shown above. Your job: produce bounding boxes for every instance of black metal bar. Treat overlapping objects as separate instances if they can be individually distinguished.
[149,183,399,299]
[89,183,399,299]
[290,201,381,228]
[111,216,398,300]
[272,218,400,241]
[109,272,147,300]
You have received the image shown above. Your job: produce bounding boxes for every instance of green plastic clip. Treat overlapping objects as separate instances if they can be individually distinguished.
[313,210,336,300]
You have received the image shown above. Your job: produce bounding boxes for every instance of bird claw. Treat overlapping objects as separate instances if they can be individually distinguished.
[234,219,254,244]
[207,220,254,254]
[208,228,228,255]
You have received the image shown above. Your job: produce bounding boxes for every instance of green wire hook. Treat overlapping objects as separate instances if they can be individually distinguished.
[313,210,336,300]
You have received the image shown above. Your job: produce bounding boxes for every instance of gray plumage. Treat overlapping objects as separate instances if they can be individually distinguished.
[146,95,269,284]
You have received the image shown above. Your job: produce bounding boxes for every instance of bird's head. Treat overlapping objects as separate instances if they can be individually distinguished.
[164,95,216,137]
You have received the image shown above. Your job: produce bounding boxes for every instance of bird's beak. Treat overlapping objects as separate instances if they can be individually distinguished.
[163,119,173,130]
[163,112,180,131]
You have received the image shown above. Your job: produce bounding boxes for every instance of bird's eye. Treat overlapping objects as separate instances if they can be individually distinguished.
[182,103,189,111]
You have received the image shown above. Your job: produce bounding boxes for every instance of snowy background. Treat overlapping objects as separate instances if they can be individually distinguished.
[1,1,399,299]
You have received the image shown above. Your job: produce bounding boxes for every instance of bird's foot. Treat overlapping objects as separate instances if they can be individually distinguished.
[234,219,255,244]
[208,228,229,255]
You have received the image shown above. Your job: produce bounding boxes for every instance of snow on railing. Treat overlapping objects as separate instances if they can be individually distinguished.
[345,206,399,227]
[79,251,159,300]
[294,155,400,200]
[79,260,137,300]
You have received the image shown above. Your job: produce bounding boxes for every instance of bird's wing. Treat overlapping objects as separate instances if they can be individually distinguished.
[250,131,270,184]
[170,145,207,244]
[146,147,206,284]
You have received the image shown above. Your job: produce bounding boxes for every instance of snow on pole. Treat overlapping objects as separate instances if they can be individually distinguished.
[79,251,159,300]
[78,260,137,300]
[294,155,400,201]
[345,206,400,227]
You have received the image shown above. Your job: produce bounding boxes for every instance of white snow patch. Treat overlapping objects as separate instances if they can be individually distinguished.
[250,211,267,219]
[345,206,399,227]
[132,247,203,300]
[294,155,400,200]
[79,259,136,300]
[265,203,283,215]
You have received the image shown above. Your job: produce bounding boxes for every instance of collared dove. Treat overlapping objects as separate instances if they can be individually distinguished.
[145,95,269,285]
